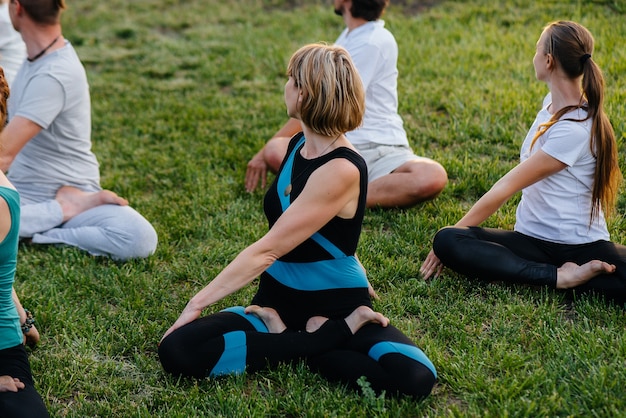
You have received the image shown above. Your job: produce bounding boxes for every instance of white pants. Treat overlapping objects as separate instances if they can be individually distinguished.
[20,198,158,261]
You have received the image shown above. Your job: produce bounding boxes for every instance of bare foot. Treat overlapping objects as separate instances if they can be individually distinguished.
[244,305,287,333]
[56,186,128,222]
[344,306,389,334]
[305,316,328,333]
[556,261,616,289]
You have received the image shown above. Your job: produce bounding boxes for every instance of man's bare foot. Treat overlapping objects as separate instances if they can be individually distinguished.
[344,306,389,334]
[305,316,328,333]
[556,261,616,289]
[244,305,287,333]
[56,186,128,222]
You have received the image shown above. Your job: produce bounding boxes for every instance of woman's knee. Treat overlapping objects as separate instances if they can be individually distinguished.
[432,226,465,259]
[158,334,190,376]
[402,363,437,398]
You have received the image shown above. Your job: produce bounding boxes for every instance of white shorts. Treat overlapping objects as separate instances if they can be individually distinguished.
[354,143,426,182]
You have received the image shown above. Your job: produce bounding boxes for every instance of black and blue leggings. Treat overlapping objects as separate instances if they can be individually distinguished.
[433,226,626,305]
[158,306,437,398]
[0,345,49,418]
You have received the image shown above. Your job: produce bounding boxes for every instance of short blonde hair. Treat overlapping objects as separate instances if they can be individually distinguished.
[287,43,365,137]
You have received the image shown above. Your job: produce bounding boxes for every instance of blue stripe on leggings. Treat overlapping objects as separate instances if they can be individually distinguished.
[221,306,269,333]
[368,341,437,378]
[209,331,247,377]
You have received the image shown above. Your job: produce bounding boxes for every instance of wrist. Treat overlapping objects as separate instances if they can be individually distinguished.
[20,309,35,334]
[186,298,204,313]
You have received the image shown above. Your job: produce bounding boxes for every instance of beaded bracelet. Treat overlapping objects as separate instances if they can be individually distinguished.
[21,309,35,334]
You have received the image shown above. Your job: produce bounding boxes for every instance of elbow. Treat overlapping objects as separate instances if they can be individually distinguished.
[263,252,280,270]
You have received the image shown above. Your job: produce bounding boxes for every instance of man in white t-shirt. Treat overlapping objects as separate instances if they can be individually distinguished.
[245,0,447,208]
[0,0,157,260]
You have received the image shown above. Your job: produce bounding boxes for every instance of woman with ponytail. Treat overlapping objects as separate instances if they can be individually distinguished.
[421,21,626,306]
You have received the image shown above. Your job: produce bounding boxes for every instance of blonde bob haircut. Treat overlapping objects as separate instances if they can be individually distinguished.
[287,43,365,138]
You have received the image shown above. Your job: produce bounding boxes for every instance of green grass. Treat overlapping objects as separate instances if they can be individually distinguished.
[13,0,626,416]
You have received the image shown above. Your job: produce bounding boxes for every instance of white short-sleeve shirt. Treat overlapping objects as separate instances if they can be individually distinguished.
[0,3,26,86]
[514,94,609,243]
[335,20,408,147]
[7,41,100,202]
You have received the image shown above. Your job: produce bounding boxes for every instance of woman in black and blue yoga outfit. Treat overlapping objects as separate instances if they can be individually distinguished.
[158,43,437,398]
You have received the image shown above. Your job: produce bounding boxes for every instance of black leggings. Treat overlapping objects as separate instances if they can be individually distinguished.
[158,308,437,398]
[0,345,49,418]
[433,226,626,305]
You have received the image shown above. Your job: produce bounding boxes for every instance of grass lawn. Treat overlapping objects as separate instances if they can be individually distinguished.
[13,0,626,416]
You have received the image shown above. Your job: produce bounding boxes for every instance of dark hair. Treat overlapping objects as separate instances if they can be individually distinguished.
[531,21,621,221]
[17,0,65,25]
[350,0,389,21]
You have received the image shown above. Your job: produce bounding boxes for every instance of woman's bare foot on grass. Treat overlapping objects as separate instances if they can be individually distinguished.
[244,305,287,333]
[556,261,616,289]
[305,306,389,335]
[56,186,128,222]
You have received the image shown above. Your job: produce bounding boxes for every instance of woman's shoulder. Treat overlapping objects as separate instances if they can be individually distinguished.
[0,185,18,200]
[0,186,18,243]
[286,132,305,152]
[551,111,591,138]
[328,146,367,171]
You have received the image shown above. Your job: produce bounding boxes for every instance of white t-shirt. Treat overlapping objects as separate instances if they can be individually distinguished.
[0,3,26,86]
[514,94,609,243]
[8,41,100,202]
[335,20,408,147]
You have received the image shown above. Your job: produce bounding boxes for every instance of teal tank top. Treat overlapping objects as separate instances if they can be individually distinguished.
[0,186,23,350]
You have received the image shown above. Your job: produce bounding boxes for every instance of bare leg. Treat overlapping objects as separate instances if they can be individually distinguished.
[556,261,616,289]
[244,305,287,333]
[306,306,389,335]
[263,136,290,173]
[55,186,128,222]
[366,159,447,209]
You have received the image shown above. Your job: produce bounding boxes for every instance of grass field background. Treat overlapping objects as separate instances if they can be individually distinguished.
[13,0,626,416]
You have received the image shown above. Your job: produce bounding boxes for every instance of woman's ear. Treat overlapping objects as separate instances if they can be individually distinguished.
[546,53,554,70]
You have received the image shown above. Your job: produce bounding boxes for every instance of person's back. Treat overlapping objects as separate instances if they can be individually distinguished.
[335,20,406,147]
[0,0,26,86]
